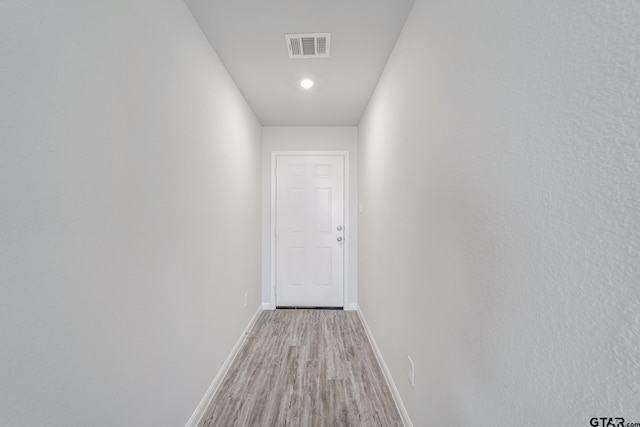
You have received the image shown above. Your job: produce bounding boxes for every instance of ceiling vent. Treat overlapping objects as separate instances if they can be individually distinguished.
[285,33,331,59]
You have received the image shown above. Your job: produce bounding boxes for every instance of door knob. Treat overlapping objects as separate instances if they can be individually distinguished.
[337,226,343,231]
[337,236,343,242]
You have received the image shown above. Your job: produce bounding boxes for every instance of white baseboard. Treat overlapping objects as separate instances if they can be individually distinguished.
[356,306,413,427]
[344,303,358,311]
[185,305,263,427]
[262,302,275,310]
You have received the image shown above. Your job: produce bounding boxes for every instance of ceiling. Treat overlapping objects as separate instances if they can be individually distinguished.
[184,0,415,126]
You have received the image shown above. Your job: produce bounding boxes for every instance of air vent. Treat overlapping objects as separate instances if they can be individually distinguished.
[285,33,331,59]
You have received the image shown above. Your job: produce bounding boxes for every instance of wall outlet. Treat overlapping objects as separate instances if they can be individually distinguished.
[407,355,415,387]
[244,292,248,308]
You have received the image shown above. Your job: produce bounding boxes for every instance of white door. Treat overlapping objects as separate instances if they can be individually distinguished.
[276,155,345,307]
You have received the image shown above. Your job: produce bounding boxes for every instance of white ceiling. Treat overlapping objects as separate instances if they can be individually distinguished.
[185,0,415,126]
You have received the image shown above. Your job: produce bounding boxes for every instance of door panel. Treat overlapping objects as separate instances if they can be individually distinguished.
[276,155,344,307]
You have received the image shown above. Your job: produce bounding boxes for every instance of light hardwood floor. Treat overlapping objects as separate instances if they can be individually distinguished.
[199,309,403,427]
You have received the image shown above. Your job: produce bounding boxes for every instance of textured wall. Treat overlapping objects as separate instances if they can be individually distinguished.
[0,1,261,425]
[358,0,639,425]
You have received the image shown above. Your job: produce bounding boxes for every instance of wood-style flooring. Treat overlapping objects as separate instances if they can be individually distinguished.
[199,309,403,427]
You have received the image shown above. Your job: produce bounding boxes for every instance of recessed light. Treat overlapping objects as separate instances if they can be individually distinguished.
[300,79,314,89]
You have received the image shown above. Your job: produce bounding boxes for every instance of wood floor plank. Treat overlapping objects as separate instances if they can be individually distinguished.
[199,310,403,427]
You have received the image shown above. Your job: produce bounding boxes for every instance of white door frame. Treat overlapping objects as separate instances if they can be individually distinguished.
[270,151,350,308]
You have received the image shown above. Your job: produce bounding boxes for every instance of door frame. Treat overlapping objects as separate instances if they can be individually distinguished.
[270,151,350,308]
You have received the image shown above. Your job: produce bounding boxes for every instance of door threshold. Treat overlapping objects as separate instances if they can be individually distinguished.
[276,306,344,310]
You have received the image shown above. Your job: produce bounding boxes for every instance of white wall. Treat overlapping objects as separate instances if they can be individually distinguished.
[359,0,639,426]
[0,1,261,426]
[261,127,358,309]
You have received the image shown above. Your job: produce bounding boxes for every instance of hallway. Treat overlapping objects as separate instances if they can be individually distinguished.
[1,0,638,426]
[199,310,402,427]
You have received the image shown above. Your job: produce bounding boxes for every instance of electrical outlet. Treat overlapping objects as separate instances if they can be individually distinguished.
[244,292,248,308]
[407,355,415,387]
